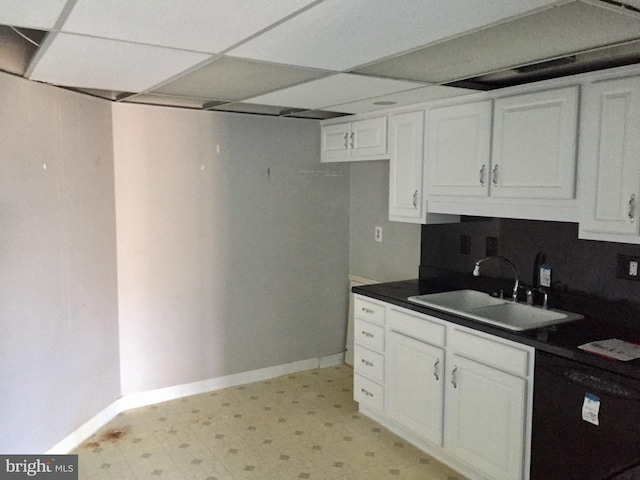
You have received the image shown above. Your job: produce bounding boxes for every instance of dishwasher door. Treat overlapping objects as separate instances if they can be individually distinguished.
[531,351,640,480]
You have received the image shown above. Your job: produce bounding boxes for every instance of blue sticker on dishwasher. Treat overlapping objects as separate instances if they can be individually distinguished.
[582,393,600,426]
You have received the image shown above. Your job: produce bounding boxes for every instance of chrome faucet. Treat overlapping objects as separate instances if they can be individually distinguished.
[473,255,520,302]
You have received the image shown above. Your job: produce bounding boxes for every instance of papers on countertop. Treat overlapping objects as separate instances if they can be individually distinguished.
[578,338,640,361]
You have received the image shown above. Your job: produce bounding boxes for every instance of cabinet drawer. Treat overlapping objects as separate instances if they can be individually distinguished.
[354,374,384,413]
[354,318,385,351]
[450,328,531,377]
[354,296,385,325]
[389,307,446,347]
[354,344,384,383]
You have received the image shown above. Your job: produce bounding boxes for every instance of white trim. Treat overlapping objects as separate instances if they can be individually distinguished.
[46,353,345,454]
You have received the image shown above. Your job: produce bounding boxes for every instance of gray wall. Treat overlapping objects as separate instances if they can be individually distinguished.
[0,73,120,453]
[113,104,350,395]
[349,161,421,282]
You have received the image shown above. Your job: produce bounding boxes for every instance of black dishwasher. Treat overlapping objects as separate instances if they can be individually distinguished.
[531,351,640,479]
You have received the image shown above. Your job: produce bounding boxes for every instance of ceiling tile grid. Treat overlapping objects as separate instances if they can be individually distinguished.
[1,0,640,116]
[59,0,317,53]
[28,32,213,92]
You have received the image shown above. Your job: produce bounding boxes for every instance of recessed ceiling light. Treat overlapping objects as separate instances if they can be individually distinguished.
[373,100,397,106]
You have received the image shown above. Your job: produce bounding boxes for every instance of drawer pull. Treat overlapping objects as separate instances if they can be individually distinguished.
[361,388,374,397]
[433,358,440,381]
[361,330,374,338]
[361,307,375,314]
[451,366,458,389]
[361,359,374,367]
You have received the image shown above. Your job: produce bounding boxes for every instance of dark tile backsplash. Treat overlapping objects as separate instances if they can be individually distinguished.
[420,217,640,306]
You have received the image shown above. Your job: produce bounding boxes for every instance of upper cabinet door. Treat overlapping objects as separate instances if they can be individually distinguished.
[350,117,387,157]
[491,86,578,199]
[580,76,640,237]
[321,122,350,161]
[388,110,425,222]
[426,100,492,197]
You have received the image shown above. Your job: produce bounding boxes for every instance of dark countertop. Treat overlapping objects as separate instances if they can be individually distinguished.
[353,278,640,381]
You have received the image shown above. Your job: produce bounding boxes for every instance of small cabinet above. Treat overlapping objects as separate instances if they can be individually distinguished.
[320,116,388,162]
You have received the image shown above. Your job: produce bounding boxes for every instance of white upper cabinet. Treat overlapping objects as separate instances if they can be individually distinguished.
[426,87,578,201]
[321,117,387,162]
[426,100,492,197]
[424,86,580,222]
[389,110,460,224]
[388,110,425,221]
[579,75,640,241]
[491,86,579,199]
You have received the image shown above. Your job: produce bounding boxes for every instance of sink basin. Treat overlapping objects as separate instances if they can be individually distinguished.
[407,289,583,331]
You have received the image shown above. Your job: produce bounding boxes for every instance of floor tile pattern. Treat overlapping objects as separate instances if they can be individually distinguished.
[74,365,466,479]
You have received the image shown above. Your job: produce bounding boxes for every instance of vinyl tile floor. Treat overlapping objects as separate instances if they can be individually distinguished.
[74,364,466,480]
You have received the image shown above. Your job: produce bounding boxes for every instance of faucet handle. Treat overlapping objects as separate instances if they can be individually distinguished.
[526,288,534,306]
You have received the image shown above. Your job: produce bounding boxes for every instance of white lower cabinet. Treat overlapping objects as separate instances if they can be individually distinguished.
[353,296,387,415]
[353,297,534,480]
[445,354,527,480]
[387,331,445,445]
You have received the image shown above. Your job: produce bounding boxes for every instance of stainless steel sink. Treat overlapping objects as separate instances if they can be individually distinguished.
[407,289,583,331]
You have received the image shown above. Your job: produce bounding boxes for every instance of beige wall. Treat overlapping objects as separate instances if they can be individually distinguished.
[0,73,351,452]
[113,104,351,395]
[0,73,120,453]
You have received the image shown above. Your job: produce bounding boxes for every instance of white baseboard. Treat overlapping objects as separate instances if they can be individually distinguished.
[46,352,345,454]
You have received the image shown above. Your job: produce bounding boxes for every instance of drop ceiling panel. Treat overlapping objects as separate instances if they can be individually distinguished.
[244,73,425,109]
[355,1,640,83]
[325,85,475,114]
[229,0,560,70]
[153,57,328,101]
[61,0,315,53]
[0,0,68,29]
[29,33,212,92]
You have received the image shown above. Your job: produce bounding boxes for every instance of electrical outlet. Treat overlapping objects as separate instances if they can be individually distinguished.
[375,226,383,243]
[486,237,498,257]
[616,254,640,281]
[460,235,471,255]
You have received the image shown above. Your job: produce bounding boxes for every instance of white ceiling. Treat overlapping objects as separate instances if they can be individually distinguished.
[1,0,640,117]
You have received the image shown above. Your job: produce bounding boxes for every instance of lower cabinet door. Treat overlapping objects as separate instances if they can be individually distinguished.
[445,354,527,480]
[387,331,445,445]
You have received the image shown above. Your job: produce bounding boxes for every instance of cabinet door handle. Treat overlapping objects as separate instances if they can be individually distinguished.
[350,132,355,149]
[361,331,374,338]
[361,359,374,367]
[433,358,440,381]
[361,307,374,314]
[344,132,349,149]
[629,194,636,223]
[361,388,373,397]
[479,164,486,186]
[412,190,418,208]
[492,164,499,187]
[451,366,458,389]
